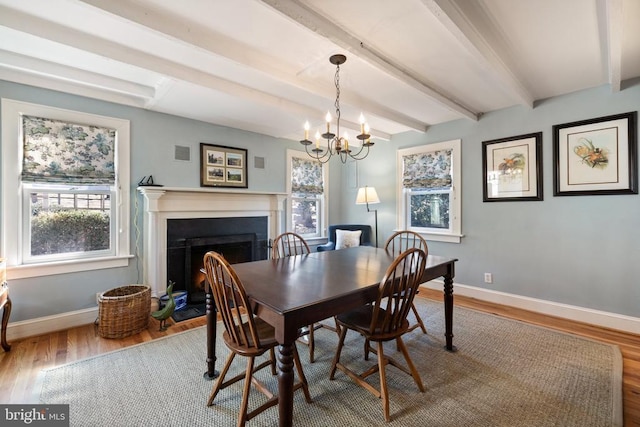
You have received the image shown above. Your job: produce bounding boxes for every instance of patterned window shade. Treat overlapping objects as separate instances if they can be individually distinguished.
[291,157,323,195]
[402,149,452,189]
[22,115,116,184]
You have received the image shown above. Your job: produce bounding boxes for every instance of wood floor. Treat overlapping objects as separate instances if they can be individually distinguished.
[1,291,638,426]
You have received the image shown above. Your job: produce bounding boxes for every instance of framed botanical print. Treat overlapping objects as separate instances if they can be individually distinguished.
[200,143,248,188]
[482,132,543,202]
[553,112,637,196]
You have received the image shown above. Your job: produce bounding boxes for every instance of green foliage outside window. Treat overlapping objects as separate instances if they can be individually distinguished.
[31,209,110,255]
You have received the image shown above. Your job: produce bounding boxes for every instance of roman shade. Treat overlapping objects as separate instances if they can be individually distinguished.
[402,149,452,189]
[22,115,116,184]
[291,157,323,194]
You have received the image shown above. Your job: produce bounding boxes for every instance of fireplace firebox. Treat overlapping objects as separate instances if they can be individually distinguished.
[166,217,268,304]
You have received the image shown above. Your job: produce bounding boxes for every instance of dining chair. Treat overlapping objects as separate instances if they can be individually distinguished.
[272,232,334,362]
[203,251,312,426]
[384,230,429,335]
[329,247,427,422]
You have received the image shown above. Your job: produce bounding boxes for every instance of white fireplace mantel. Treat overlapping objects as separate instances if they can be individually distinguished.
[138,186,287,296]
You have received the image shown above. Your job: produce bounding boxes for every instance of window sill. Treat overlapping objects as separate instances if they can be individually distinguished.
[419,232,464,244]
[8,255,134,280]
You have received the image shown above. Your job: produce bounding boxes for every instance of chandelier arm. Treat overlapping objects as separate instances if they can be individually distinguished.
[347,145,371,161]
[304,143,332,164]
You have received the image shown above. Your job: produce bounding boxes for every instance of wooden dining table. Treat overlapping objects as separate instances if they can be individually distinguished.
[203,245,458,427]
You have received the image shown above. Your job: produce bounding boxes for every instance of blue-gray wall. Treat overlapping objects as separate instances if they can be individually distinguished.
[346,81,640,318]
[1,78,639,323]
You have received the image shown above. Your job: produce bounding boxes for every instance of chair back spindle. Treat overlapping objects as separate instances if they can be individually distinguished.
[272,232,310,259]
[385,230,429,257]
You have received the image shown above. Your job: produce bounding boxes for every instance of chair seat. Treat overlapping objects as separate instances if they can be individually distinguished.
[337,305,409,340]
[223,317,278,356]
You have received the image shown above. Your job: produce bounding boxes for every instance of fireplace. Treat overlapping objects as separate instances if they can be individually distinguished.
[138,187,286,298]
[166,217,267,304]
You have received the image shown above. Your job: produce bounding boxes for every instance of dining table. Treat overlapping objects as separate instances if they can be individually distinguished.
[203,245,458,427]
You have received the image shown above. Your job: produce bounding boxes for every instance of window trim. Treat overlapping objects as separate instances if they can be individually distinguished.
[396,139,463,243]
[285,150,329,240]
[1,98,131,278]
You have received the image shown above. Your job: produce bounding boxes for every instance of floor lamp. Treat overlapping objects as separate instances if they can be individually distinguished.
[356,186,380,247]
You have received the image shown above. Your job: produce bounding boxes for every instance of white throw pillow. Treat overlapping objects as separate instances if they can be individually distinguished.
[335,229,362,250]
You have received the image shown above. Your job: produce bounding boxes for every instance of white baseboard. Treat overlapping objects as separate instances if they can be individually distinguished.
[5,282,640,341]
[6,307,98,342]
[422,281,640,336]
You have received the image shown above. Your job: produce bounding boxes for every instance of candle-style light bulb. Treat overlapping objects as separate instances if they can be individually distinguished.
[359,113,366,134]
[315,130,320,149]
[304,121,310,140]
[325,111,331,133]
[343,132,349,151]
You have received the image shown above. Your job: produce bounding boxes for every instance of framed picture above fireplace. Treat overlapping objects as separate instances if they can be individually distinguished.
[200,143,248,188]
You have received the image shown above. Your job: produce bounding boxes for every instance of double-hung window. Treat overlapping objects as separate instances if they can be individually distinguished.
[397,139,462,243]
[1,99,130,278]
[286,150,328,240]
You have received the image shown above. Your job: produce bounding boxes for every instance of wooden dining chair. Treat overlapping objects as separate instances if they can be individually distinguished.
[203,251,312,426]
[329,247,427,422]
[384,230,429,335]
[272,231,331,362]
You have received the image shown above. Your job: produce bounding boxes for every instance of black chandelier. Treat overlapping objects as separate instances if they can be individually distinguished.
[299,54,373,164]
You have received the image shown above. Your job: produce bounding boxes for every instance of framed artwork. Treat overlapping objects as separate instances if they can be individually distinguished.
[482,132,543,202]
[200,143,248,188]
[553,111,637,196]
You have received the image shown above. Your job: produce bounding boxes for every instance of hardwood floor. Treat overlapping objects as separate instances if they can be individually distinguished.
[1,292,638,426]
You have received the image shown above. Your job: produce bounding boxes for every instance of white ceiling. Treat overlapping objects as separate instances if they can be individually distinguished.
[0,0,638,143]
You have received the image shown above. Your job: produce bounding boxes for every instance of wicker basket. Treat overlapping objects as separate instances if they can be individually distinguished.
[97,285,151,339]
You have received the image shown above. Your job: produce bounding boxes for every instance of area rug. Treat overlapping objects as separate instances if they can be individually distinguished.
[35,299,622,426]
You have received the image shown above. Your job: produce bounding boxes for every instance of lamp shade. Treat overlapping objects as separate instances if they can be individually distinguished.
[0,258,5,285]
[355,186,380,205]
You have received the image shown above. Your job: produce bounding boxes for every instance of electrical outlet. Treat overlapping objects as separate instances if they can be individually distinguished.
[484,273,493,284]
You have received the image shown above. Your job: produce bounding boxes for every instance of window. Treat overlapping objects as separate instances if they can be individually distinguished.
[1,99,131,279]
[286,150,328,240]
[397,139,462,243]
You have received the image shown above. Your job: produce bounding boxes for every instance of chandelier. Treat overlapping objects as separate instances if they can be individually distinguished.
[300,54,373,164]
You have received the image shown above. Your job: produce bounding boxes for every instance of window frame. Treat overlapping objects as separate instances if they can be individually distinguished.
[1,99,131,279]
[396,139,463,243]
[285,150,329,243]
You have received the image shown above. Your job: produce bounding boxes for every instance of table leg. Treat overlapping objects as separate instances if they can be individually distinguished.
[277,343,295,427]
[443,274,456,352]
[1,296,11,352]
[204,282,219,380]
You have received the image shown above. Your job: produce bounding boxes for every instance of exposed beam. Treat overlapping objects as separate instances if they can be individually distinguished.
[0,49,155,100]
[261,0,479,121]
[599,0,622,92]
[78,0,427,133]
[424,0,533,108]
[0,5,324,133]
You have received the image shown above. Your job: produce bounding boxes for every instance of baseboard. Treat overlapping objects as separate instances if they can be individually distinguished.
[6,283,640,341]
[423,280,640,335]
[6,307,98,341]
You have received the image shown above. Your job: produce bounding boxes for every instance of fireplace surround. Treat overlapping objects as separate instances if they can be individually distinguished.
[138,187,286,298]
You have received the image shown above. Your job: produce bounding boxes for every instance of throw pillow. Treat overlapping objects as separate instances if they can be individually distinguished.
[335,229,362,250]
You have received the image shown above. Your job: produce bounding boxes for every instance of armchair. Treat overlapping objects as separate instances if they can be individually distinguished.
[317,224,373,252]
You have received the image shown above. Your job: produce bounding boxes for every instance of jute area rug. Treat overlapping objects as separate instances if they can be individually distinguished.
[35,299,623,426]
